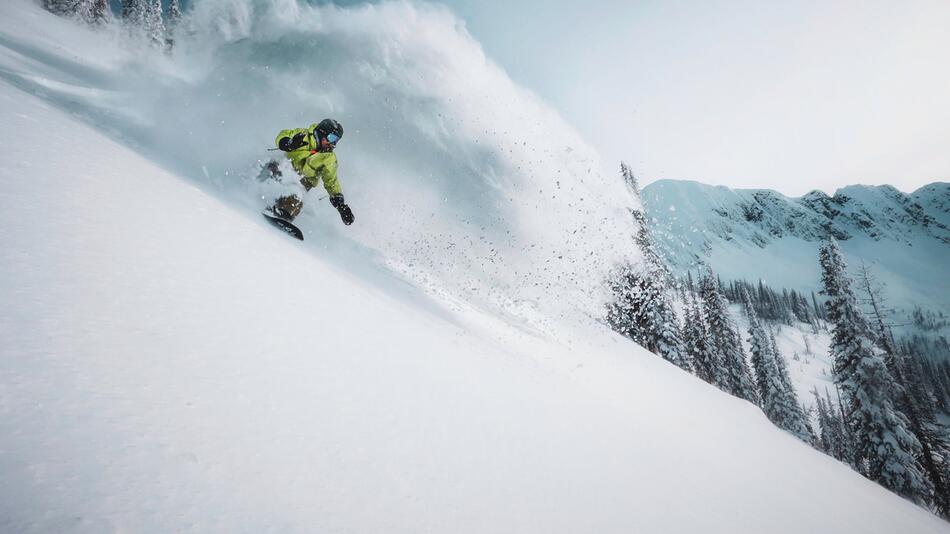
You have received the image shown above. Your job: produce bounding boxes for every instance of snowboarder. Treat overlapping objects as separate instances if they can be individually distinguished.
[266,118,354,226]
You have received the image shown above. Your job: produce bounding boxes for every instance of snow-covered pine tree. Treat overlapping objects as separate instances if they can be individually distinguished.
[819,239,933,505]
[121,0,164,47]
[88,0,110,24]
[790,290,812,323]
[811,292,826,323]
[121,0,148,31]
[927,359,949,414]
[768,329,814,442]
[906,406,950,518]
[45,0,79,17]
[71,1,91,24]
[164,0,183,50]
[699,268,756,402]
[904,352,940,422]
[145,0,165,47]
[606,262,638,337]
[814,388,851,461]
[854,260,902,370]
[744,288,783,413]
[620,161,640,197]
[917,356,947,413]
[827,389,846,458]
[767,333,791,399]
[45,0,107,24]
[167,0,183,28]
[606,259,668,354]
[742,288,811,441]
[656,295,689,371]
[801,402,819,444]
[939,360,950,410]
[813,389,834,454]
[683,293,716,383]
[606,163,689,371]
[855,260,950,514]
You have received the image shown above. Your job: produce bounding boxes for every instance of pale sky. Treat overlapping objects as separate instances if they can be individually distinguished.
[429,0,950,196]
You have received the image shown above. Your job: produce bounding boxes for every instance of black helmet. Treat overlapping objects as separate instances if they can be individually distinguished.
[315,118,343,142]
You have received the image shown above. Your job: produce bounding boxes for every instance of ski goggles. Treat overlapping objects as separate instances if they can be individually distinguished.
[326,133,341,144]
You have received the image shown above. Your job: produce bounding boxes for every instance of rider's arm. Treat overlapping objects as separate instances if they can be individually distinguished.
[276,128,307,151]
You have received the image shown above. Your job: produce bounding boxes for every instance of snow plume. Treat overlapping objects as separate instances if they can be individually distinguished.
[9,0,640,327]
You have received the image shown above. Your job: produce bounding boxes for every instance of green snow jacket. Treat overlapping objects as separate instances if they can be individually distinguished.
[275,124,341,196]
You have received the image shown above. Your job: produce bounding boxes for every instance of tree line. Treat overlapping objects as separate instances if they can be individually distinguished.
[42,0,183,49]
[607,162,950,519]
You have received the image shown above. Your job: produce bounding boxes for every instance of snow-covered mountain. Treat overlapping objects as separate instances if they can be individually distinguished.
[642,179,950,341]
[1,0,948,531]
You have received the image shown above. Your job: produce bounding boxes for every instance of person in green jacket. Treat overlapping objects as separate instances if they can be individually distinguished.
[268,118,354,225]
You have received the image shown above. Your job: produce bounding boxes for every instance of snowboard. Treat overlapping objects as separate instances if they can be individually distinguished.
[262,210,304,240]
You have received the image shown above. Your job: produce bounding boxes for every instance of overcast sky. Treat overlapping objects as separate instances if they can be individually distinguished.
[420,0,950,195]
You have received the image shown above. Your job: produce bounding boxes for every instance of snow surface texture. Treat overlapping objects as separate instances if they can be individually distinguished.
[642,179,950,342]
[1,1,947,532]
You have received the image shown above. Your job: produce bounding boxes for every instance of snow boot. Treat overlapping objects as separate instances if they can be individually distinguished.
[271,194,303,221]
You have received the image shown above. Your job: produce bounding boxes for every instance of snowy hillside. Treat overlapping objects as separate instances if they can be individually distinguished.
[642,179,950,341]
[1,0,948,531]
[0,0,640,331]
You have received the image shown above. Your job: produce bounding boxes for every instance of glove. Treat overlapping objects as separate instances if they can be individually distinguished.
[330,194,355,225]
[278,133,307,152]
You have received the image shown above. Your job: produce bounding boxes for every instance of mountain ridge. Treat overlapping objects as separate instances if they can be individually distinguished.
[640,179,950,337]
[644,179,950,245]
[647,179,948,197]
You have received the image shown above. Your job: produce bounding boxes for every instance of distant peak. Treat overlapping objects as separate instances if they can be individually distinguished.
[643,178,948,200]
[801,190,829,201]
[912,182,950,195]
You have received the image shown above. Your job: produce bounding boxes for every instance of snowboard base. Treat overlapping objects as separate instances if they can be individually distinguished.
[263,210,304,240]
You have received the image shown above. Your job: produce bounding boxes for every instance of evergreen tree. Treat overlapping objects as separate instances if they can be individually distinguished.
[45,0,108,24]
[811,291,826,323]
[620,161,640,197]
[768,330,813,442]
[819,239,932,504]
[700,268,756,402]
[813,389,834,453]
[122,0,165,47]
[606,163,688,371]
[167,0,183,29]
[856,261,950,515]
[605,249,686,371]
[744,289,783,414]
[121,0,148,30]
[791,290,811,323]
[913,353,944,416]
[683,293,716,383]
[827,388,854,463]
[743,287,811,441]
[89,0,110,24]
[814,388,850,461]
[897,355,950,518]
[45,0,79,18]
[145,0,166,47]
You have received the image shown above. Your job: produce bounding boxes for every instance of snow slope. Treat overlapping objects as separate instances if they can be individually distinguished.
[1,1,947,532]
[0,0,640,333]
